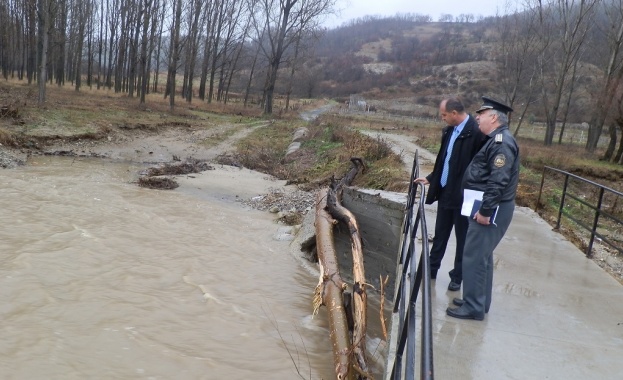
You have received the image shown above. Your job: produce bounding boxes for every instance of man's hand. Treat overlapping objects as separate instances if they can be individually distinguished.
[414,177,429,185]
[473,211,491,225]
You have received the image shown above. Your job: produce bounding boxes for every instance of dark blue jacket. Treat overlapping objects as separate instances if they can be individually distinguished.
[425,115,485,208]
[462,125,520,217]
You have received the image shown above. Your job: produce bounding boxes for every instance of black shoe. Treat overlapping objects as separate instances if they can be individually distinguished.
[453,298,489,313]
[447,281,461,291]
[446,306,484,321]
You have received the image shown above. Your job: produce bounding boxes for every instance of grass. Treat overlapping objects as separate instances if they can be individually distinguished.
[222,116,409,192]
[198,124,244,147]
[1,79,620,252]
[0,79,265,143]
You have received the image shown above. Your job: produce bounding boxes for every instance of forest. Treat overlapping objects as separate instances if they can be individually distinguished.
[1,0,623,163]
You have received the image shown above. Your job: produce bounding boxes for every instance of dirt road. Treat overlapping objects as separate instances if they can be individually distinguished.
[360,129,436,173]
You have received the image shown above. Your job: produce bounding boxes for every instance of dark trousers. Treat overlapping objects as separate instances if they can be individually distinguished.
[462,201,515,315]
[429,204,468,283]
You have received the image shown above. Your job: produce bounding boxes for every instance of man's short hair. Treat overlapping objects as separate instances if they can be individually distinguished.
[444,98,465,113]
[493,110,509,125]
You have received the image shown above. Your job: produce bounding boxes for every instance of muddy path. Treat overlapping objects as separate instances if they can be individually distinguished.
[360,129,436,173]
[30,121,272,164]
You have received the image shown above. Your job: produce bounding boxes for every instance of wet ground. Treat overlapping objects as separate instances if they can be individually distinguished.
[370,128,623,379]
[412,203,623,379]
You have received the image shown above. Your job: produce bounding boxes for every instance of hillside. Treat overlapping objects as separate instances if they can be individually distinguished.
[311,19,498,111]
[308,16,605,125]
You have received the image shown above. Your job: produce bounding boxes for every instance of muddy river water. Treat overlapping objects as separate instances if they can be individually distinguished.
[0,156,361,379]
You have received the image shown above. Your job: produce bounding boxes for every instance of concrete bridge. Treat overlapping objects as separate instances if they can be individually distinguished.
[291,128,623,378]
[384,201,623,379]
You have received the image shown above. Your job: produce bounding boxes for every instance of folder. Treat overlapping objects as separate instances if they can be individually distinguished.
[461,189,498,226]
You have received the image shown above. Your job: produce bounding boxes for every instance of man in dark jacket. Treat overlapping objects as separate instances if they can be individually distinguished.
[446,96,520,321]
[415,97,485,291]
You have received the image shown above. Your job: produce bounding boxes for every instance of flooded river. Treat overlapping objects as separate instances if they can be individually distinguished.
[0,156,346,379]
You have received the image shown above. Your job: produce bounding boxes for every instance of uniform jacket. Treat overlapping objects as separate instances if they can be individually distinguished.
[462,125,520,217]
[425,115,485,208]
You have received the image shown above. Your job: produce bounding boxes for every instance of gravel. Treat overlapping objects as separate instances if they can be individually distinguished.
[240,187,317,225]
[0,149,25,168]
[241,187,317,213]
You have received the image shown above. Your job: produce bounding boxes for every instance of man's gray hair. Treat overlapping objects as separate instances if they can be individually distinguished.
[493,110,509,125]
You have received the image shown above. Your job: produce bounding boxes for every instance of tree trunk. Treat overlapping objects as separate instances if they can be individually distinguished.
[313,189,352,380]
[184,0,203,103]
[326,168,370,376]
[614,120,623,164]
[603,123,617,161]
[114,2,128,93]
[243,35,262,107]
[139,0,152,103]
[74,0,88,92]
[557,60,580,144]
[128,3,142,98]
[166,0,182,111]
[55,0,67,86]
[586,16,623,153]
[284,33,301,112]
[27,0,37,84]
[152,0,165,93]
[197,1,215,101]
[37,0,50,104]
[314,158,370,379]
[207,1,225,104]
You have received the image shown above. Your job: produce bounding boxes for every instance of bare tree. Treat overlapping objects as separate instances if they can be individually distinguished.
[610,79,623,163]
[74,0,91,91]
[113,0,131,92]
[151,0,166,93]
[243,24,264,107]
[181,0,205,103]
[37,0,53,103]
[222,7,252,103]
[252,0,336,114]
[284,29,321,110]
[105,0,121,88]
[585,0,623,153]
[138,0,156,103]
[532,0,598,146]
[494,8,540,135]
[26,0,38,83]
[53,0,67,87]
[207,0,226,103]
[197,0,217,101]
[216,0,247,102]
[165,0,183,110]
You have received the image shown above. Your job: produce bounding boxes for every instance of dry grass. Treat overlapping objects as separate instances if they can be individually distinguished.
[221,116,409,192]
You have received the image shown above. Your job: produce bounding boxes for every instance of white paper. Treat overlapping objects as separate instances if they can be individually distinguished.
[462,189,499,225]
[461,189,484,217]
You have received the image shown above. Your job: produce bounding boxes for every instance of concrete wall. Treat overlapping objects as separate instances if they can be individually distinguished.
[290,186,407,299]
[333,187,407,299]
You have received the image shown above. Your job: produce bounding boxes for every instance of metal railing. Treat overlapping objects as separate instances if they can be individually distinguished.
[536,166,623,257]
[387,151,434,380]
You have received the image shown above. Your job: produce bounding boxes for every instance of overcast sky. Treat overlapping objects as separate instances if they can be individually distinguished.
[324,0,516,28]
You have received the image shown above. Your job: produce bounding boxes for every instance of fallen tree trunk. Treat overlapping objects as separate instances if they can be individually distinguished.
[327,159,370,377]
[314,189,352,380]
[314,158,370,379]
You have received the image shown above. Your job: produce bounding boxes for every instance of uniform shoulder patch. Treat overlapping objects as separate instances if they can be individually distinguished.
[495,133,503,143]
[494,154,506,167]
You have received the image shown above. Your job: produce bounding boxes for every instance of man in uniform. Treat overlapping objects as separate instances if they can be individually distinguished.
[415,98,485,291]
[446,96,520,321]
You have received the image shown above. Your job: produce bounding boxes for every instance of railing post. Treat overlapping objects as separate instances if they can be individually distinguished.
[387,153,435,380]
[556,174,569,230]
[587,187,605,258]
